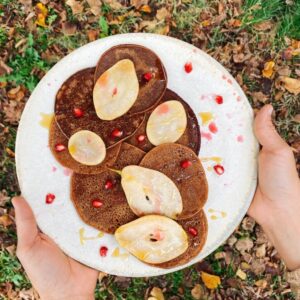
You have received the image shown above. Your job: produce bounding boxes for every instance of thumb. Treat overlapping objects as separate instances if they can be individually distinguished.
[254,104,288,153]
[12,196,38,250]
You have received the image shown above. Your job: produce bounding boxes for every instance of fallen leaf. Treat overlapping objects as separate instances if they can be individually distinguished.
[103,0,124,9]
[0,190,10,206]
[236,268,247,280]
[251,258,266,275]
[252,91,269,104]
[87,29,99,41]
[6,148,15,157]
[255,279,268,288]
[19,0,32,13]
[140,5,151,13]
[214,252,226,260]
[201,272,221,289]
[227,235,237,247]
[240,262,251,270]
[98,271,108,282]
[3,100,25,124]
[66,0,83,15]
[156,7,169,21]
[201,20,211,27]
[191,284,203,299]
[293,114,300,123]
[242,217,255,231]
[148,287,164,300]
[228,19,242,28]
[262,61,275,78]
[35,2,48,27]
[62,21,77,35]
[5,245,16,256]
[86,0,102,16]
[0,214,14,227]
[139,20,158,31]
[256,244,266,258]
[131,0,148,9]
[277,66,291,76]
[281,76,300,95]
[253,20,274,31]
[0,60,13,76]
[235,237,254,253]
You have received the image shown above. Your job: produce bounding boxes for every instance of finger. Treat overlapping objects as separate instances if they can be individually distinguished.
[12,196,38,250]
[254,104,289,153]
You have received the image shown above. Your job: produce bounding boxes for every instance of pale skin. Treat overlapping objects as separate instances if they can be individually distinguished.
[12,104,300,299]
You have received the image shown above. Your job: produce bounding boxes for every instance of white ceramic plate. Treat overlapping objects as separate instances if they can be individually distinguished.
[16,33,258,277]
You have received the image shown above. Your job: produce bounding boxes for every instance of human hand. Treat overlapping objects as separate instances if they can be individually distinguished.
[12,196,99,300]
[248,104,300,271]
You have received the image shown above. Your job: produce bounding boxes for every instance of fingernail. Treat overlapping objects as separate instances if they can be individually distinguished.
[267,105,273,115]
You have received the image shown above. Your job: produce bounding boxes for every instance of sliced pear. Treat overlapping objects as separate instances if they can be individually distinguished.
[121,166,182,219]
[68,130,106,166]
[93,59,139,120]
[115,215,188,264]
[146,100,187,145]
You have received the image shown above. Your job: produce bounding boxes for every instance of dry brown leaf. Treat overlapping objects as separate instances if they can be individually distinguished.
[236,269,247,280]
[0,214,14,227]
[0,190,10,206]
[66,0,83,14]
[214,252,226,260]
[139,20,158,31]
[235,237,254,253]
[228,19,242,28]
[6,148,15,157]
[255,279,268,288]
[191,284,203,300]
[293,114,300,123]
[140,5,151,13]
[156,7,169,21]
[19,0,32,12]
[104,0,123,9]
[86,0,102,16]
[3,100,25,124]
[256,244,266,258]
[131,0,148,8]
[98,271,108,282]
[62,21,77,35]
[201,272,221,289]
[262,61,275,78]
[281,76,300,95]
[0,60,13,76]
[87,29,99,42]
[242,217,255,231]
[277,66,291,77]
[252,91,269,104]
[253,20,273,31]
[148,287,165,300]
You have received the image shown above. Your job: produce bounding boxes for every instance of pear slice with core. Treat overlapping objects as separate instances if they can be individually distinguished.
[121,166,182,219]
[146,100,187,145]
[115,215,188,264]
[93,59,139,120]
[68,130,106,166]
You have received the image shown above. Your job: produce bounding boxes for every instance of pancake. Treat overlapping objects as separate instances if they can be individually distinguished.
[54,68,144,147]
[94,44,167,115]
[70,143,145,234]
[127,89,201,154]
[153,210,208,268]
[49,119,121,174]
[139,143,208,219]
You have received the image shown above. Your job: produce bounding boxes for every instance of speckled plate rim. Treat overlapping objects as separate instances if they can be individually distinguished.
[16,33,259,277]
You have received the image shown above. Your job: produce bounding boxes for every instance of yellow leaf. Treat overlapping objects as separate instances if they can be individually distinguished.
[149,287,164,300]
[35,3,48,27]
[281,76,300,95]
[236,268,247,280]
[201,272,221,289]
[0,214,13,227]
[262,61,275,78]
[140,5,151,13]
[201,20,211,27]
[191,284,203,299]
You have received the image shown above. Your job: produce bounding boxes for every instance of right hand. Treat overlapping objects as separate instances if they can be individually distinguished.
[248,104,300,270]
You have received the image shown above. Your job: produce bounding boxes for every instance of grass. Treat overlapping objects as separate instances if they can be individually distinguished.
[0,250,30,288]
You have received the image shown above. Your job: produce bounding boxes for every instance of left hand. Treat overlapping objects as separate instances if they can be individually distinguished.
[12,196,99,300]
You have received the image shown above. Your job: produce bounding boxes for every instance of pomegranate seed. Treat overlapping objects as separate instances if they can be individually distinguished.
[180,159,192,169]
[100,246,108,257]
[188,227,198,237]
[46,193,55,204]
[214,164,224,175]
[92,199,103,208]
[184,62,193,73]
[55,143,66,152]
[137,134,146,143]
[215,95,223,104]
[208,122,218,134]
[111,129,123,138]
[143,72,153,81]
[104,180,113,190]
[73,108,84,118]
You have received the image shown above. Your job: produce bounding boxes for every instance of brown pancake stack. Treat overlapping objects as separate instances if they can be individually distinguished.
[50,44,208,269]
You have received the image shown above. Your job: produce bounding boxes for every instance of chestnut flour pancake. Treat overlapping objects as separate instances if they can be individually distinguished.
[55,68,144,147]
[71,143,145,234]
[49,119,121,174]
[127,89,201,154]
[94,44,167,115]
[153,210,207,268]
[140,143,208,220]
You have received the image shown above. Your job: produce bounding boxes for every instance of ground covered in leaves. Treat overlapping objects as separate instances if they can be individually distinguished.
[0,0,300,299]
